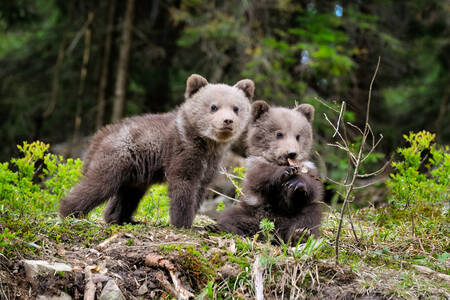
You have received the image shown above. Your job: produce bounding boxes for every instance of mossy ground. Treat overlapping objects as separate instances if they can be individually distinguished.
[1,192,448,299]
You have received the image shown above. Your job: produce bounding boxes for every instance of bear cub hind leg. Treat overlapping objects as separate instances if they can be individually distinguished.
[104,186,146,224]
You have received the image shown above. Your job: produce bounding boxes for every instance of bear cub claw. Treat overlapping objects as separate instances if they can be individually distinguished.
[280,166,299,182]
[291,227,312,244]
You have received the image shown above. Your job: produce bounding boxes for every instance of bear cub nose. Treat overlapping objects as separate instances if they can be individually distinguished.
[224,119,233,125]
[287,152,297,159]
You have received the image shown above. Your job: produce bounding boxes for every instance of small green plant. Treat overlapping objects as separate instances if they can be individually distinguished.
[138,184,170,225]
[259,218,275,243]
[387,131,449,235]
[258,218,278,275]
[292,237,325,260]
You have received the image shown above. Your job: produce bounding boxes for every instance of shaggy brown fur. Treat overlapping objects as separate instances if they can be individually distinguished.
[211,101,323,244]
[59,74,254,227]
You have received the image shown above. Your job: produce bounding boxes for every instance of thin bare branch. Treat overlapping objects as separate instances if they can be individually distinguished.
[324,113,349,149]
[353,180,384,190]
[346,203,360,245]
[326,176,346,187]
[364,56,381,131]
[220,167,244,196]
[218,170,244,180]
[357,158,391,178]
[207,188,241,202]
[346,122,364,136]
[314,96,339,113]
[333,101,345,138]
[361,134,384,163]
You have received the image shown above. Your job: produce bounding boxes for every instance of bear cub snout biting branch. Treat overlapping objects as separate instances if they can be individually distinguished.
[59,74,254,228]
[210,100,323,244]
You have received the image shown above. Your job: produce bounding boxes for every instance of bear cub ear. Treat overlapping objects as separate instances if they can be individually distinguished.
[185,74,209,98]
[234,79,255,100]
[252,100,270,121]
[295,104,315,123]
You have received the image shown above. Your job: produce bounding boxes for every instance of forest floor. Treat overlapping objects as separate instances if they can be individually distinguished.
[1,206,448,300]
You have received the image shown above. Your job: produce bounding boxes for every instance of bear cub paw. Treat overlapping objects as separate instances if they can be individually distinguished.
[291,227,312,244]
[280,166,299,182]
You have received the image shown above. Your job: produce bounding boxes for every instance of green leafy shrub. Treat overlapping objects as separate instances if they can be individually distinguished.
[387,131,449,234]
[0,141,83,215]
[0,141,84,257]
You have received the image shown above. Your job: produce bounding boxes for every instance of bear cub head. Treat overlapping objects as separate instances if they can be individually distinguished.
[247,100,315,165]
[181,74,254,143]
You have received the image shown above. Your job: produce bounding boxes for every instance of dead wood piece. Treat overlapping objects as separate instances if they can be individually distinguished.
[155,271,178,298]
[145,253,194,299]
[413,265,450,282]
[252,256,264,300]
[84,266,96,300]
[145,253,175,271]
[96,234,120,250]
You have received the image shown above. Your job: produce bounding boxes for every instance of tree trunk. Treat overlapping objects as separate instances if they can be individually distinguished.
[72,11,95,149]
[42,37,67,120]
[111,0,135,123]
[41,0,75,121]
[96,0,116,129]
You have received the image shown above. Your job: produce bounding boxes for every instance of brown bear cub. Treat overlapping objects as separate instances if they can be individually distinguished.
[210,100,323,245]
[59,74,254,228]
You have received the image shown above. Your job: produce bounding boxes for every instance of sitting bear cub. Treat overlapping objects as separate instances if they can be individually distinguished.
[210,100,323,244]
[59,74,254,228]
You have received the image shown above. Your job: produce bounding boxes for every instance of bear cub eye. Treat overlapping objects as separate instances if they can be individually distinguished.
[211,105,218,112]
[276,132,283,139]
[296,135,300,141]
[233,106,239,114]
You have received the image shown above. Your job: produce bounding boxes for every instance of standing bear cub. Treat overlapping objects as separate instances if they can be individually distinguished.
[59,74,254,228]
[210,100,323,244]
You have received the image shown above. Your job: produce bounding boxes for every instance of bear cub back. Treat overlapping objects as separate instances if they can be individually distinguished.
[212,100,323,244]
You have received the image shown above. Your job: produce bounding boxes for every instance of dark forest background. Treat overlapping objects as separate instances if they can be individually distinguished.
[1,0,449,164]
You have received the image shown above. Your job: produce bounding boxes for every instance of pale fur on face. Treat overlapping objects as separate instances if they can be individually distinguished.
[247,102,314,165]
[182,82,252,143]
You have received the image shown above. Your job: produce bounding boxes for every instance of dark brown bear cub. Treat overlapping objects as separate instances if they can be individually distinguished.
[211,100,323,244]
[59,74,254,228]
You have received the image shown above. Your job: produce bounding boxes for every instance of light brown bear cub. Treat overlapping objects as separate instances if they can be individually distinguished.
[59,74,254,228]
[211,100,323,244]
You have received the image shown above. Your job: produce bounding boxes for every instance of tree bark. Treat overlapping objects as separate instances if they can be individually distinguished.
[42,37,67,120]
[72,11,94,147]
[111,0,135,123]
[96,0,116,129]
